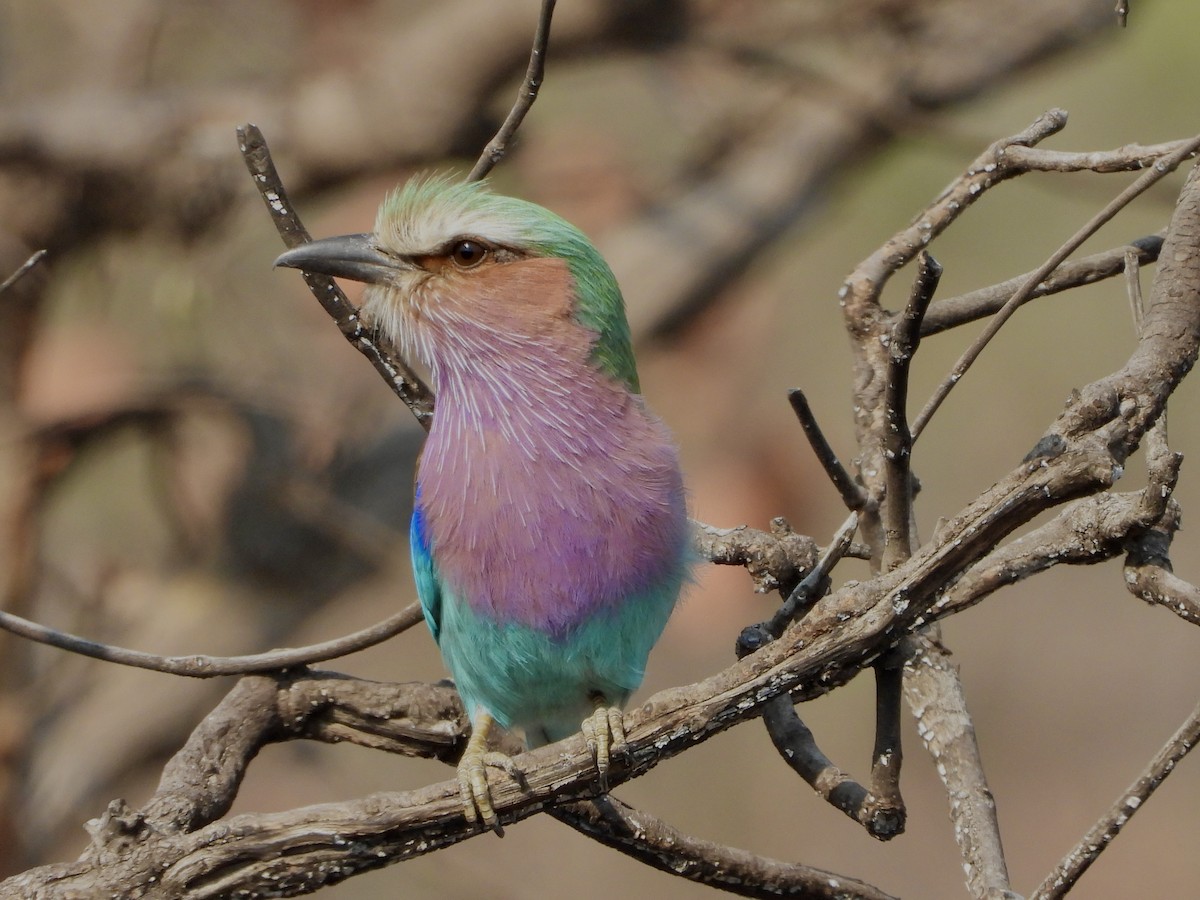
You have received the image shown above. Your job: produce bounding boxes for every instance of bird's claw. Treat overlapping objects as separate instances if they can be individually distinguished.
[581,704,627,791]
[457,747,520,835]
[457,713,521,835]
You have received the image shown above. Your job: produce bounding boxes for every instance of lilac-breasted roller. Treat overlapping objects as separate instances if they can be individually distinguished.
[275,177,690,830]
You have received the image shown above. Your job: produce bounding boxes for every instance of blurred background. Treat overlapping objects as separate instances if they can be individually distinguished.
[1,0,1198,897]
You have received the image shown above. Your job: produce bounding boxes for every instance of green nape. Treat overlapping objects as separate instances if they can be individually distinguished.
[380,177,641,393]
[529,223,641,394]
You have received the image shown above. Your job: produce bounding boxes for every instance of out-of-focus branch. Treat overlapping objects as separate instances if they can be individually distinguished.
[0,0,633,248]
[0,250,46,295]
[0,602,424,678]
[623,3,1115,339]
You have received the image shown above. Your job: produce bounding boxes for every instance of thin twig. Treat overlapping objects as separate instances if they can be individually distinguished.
[1032,700,1200,899]
[921,235,1163,336]
[3,512,823,678]
[761,696,867,816]
[867,654,905,837]
[757,688,902,840]
[882,252,940,571]
[870,254,941,841]
[1001,138,1195,173]
[788,389,867,511]
[238,124,435,430]
[466,0,556,182]
[911,133,1200,440]
[0,602,424,677]
[0,249,47,294]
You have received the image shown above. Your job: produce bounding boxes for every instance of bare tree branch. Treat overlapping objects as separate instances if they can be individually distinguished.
[551,797,899,900]
[692,518,820,595]
[1122,527,1200,624]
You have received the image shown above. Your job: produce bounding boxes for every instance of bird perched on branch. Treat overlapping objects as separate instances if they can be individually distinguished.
[275,177,690,831]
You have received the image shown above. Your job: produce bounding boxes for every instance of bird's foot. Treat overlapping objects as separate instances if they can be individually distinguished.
[458,713,521,835]
[581,702,627,791]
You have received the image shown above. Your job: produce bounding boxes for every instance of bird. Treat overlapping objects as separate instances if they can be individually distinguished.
[274,176,691,832]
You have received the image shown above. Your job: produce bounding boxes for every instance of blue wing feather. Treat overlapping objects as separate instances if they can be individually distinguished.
[410,489,442,643]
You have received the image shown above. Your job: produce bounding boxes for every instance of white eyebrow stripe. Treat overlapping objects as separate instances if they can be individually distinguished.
[378,201,541,258]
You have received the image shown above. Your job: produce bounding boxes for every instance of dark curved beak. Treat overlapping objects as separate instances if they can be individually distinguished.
[273,233,404,285]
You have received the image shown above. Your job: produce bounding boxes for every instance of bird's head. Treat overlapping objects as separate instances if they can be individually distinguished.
[274,176,638,391]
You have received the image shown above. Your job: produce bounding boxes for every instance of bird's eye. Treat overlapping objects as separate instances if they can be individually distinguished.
[450,240,487,269]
